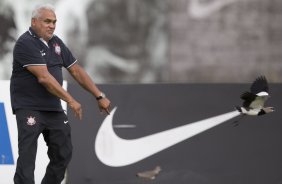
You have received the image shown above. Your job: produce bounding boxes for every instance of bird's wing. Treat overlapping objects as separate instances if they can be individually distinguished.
[136,171,154,179]
[240,92,256,108]
[136,166,160,180]
[250,76,269,94]
[249,96,267,109]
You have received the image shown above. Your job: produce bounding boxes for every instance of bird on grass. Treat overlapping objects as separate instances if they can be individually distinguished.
[136,166,161,180]
[233,76,274,126]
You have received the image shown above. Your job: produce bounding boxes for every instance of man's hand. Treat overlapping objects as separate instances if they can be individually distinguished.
[98,98,111,115]
[68,100,82,120]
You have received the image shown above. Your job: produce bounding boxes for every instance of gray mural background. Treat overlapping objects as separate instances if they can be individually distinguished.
[0,0,281,83]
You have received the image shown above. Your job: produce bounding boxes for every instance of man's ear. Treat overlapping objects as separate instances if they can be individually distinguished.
[31,18,36,27]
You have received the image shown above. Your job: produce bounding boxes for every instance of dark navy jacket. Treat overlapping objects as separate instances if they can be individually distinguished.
[10,27,76,113]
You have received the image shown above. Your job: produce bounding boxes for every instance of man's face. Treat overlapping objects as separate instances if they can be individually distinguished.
[32,9,56,41]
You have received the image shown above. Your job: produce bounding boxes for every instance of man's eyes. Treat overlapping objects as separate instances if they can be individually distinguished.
[44,20,57,24]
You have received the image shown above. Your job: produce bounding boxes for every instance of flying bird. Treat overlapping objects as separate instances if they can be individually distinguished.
[233,76,274,126]
[136,166,161,180]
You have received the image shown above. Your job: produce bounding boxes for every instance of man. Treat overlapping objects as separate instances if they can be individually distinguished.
[10,4,111,184]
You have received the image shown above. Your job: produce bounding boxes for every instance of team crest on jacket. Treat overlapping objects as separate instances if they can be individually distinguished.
[53,43,61,55]
[27,116,36,126]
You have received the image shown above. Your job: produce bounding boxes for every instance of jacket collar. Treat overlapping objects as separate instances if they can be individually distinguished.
[28,27,54,46]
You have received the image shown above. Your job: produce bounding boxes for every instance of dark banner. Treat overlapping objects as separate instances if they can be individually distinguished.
[67,84,282,184]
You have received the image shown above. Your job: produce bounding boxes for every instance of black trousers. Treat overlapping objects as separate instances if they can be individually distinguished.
[14,109,72,184]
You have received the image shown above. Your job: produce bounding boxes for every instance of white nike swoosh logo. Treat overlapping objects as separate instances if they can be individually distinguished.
[95,107,240,167]
[188,0,237,18]
[64,121,68,124]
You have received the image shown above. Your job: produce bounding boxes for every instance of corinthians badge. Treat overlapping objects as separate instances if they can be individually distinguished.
[27,116,36,126]
[53,43,61,55]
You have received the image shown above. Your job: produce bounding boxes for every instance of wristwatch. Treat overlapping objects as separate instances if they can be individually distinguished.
[96,92,106,101]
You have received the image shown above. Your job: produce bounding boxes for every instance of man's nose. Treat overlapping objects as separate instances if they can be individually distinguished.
[49,22,56,29]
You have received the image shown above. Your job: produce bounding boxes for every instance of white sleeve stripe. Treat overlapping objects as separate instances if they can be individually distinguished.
[23,64,47,67]
[66,60,77,69]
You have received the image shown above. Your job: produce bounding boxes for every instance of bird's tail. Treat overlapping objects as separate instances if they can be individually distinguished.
[235,106,242,112]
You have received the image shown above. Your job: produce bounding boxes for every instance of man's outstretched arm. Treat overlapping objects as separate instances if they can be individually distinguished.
[67,63,111,114]
[27,65,82,119]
